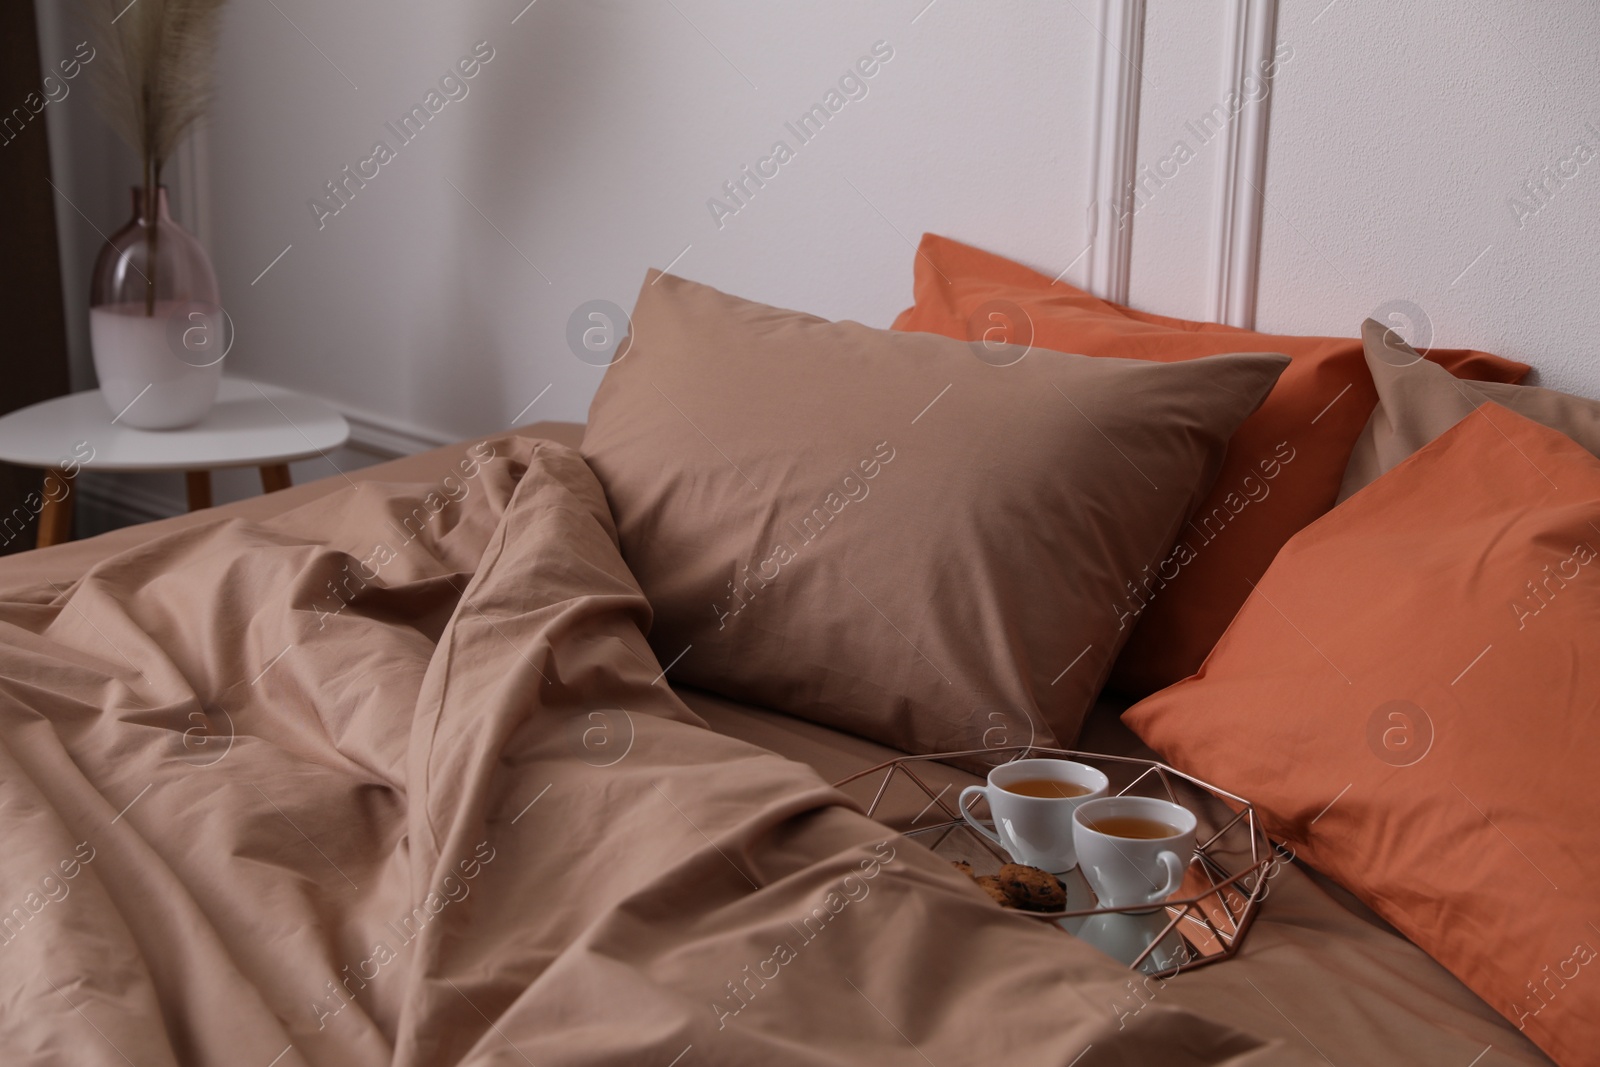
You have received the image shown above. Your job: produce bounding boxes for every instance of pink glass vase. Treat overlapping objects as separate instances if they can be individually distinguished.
[88,186,225,430]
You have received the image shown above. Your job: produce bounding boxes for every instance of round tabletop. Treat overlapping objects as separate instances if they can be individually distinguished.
[0,378,350,471]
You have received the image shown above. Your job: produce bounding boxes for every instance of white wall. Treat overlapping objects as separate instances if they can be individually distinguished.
[36,0,1098,506]
[1123,0,1600,400]
[37,0,1098,525]
[1254,0,1600,396]
[39,0,1600,530]
[1127,0,1230,323]
[214,0,1096,433]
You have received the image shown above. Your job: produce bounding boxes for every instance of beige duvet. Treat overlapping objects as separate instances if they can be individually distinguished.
[0,435,1320,1065]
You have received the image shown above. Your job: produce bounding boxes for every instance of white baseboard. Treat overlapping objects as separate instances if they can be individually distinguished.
[338,402,456,460]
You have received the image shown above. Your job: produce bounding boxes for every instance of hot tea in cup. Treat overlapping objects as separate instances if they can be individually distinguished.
[958,758,1109,872]
[1002,778,1095,799]
[1072,796,1197,911]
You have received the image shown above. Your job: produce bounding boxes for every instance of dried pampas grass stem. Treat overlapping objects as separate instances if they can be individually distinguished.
[86,0,227,168]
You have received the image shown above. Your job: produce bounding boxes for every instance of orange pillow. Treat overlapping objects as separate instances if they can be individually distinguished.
[1123,405,1600,1066]
[893,234,1529,695]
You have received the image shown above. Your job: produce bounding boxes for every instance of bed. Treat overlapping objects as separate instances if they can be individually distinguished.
[0,416,1550,1066]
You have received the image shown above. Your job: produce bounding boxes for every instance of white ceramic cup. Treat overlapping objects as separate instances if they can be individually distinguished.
[958,758,1109,872]
[1072,796,1197,911]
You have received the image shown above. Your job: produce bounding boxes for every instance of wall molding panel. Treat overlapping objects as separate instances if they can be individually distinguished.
[1206,0,1279,329]
[1086,0,1147,304]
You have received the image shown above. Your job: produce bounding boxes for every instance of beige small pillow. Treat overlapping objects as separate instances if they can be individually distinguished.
[1340,318,1600,501]
[582,272,1288,753]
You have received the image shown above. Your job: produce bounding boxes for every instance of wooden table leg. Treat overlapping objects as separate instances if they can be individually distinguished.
[260,464,292,493]
[186,470,213,512]
[36,466,74,548]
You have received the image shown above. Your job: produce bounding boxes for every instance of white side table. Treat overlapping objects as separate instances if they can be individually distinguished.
[0,378,350,548]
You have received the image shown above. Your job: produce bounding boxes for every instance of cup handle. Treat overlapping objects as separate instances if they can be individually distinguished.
[958,785,1004,847]
[1145,849,1186,904]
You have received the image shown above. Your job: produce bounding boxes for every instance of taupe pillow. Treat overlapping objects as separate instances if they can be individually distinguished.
[1340,318,1600,501]
[582,272,1287,753]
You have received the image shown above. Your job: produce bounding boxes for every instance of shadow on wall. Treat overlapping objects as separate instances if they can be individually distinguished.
[431,1,633,433]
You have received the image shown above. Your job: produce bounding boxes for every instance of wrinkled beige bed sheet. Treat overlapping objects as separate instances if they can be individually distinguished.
[3,427,1315,1066]
[0,422,1546,1065]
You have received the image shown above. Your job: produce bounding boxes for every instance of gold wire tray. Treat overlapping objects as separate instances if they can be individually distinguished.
[833,745,1276,978]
